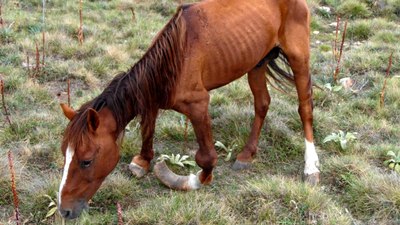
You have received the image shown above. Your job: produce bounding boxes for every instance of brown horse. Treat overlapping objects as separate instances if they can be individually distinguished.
[58,0,320,219]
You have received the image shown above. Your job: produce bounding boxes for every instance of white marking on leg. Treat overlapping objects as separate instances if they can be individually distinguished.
[58,145,75,205]
[188,171,202,190]
[304,140,320,175]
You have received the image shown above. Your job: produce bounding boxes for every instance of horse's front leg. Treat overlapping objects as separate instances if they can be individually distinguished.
[154,91,218,190]
[129,109,158,178]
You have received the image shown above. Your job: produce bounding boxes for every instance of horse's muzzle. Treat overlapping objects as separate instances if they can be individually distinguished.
[59,199,88,219]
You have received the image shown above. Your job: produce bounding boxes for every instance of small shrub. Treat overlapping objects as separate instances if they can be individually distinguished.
[347,21,372,41]
[316,6,332,18]
[215,141,237,161]
[150,1,176,17]
[388,0,400,17]
[158,154,196,168]
[0,26,15,44]
[337,0,372,19]
[319,44,331,52]
[321,0,341,8]
[373,31,397,43]
[384,150,400,173]
[323,130,357,150]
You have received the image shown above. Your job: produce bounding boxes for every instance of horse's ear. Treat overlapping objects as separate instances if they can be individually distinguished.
[87,108,100,132]
[60,103,76,121]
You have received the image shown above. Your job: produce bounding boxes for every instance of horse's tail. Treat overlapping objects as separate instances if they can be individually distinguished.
[259,46,295,92]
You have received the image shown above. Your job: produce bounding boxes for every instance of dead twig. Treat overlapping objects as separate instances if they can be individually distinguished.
[42,31,45,68]
[35,42,40,79]
[8,150,21,225]
[77,0,84,45]
[130,8,135,22]
[0,4,4,28]
[67,79,71,106]
[117,202,123,225]
[333,16,340,59]
[1,79,13,128]
[333,20,347,83]
[380,52,394,108]
[26,54,31,78]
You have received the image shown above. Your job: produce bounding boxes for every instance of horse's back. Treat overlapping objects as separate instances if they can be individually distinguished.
[179,0,309,91]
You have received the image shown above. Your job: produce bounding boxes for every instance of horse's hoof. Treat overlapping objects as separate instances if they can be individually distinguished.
[154,160,202,191]
[232,160,252,171]
[304,172,320,186]
[129,162,148,178]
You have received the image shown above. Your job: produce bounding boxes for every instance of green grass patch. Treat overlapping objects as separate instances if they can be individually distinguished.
[230,176,352,224]
[125,191,237,224]
[337,0,372,19]
[347,20,372,41]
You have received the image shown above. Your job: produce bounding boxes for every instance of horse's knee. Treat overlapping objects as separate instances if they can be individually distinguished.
[255,100,269,117]
[195,149,217,171]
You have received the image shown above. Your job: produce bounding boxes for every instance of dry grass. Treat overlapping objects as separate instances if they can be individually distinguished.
[0,0,399,224]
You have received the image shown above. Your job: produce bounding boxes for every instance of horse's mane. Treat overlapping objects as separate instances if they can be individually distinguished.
[64,7,187,149]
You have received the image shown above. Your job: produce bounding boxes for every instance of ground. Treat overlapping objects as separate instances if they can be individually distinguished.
[0,0,400,224]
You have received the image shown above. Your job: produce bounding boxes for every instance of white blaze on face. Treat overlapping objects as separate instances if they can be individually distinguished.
[58,145,75,205]
[304,140,320,175]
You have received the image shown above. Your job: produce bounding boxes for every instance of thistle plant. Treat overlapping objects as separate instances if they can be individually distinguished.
[43,194,58,219]
[384,150,400,173]
[42,194,65,224]
[323,130,357,150]
[158,154,196,168]
[215,141,237,161]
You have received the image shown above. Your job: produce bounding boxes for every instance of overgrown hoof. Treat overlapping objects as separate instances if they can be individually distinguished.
[304,172,320,186]
[232,160,252,171]
[154,160,202,191]
[129,162,148,178]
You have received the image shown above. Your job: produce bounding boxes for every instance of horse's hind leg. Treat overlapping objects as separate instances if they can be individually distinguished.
[233,66,270,170]
[280,9,320,184]
[129,109,158,178]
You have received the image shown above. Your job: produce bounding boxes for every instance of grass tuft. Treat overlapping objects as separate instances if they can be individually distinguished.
[347,20,372,41]
[125,191,237,224]
[230,176,352,224]
[337,0,372,19]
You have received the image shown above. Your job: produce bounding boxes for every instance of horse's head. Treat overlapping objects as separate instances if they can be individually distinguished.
[58,103,120,219]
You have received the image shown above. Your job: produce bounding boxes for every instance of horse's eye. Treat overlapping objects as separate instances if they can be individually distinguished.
[80,160,93,168]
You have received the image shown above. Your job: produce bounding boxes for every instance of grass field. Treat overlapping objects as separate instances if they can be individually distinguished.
[1,0,400,224]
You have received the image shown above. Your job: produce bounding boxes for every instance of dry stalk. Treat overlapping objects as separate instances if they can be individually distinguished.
[8,150,21,225]
[380,52,394,108]
[35,42,40,79]
[42,31,45,68]
[333,16,340,59]
[78,0,84,45]
[0,4,4,28]
[333,20,347,83]
[117,202,123,225]
[67,79,71,106]
[130,8,135,22]
[26,54,31,78]
[1,79,13,128]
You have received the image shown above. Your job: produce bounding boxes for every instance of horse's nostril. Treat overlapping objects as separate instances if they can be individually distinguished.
[60,209,72,218]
